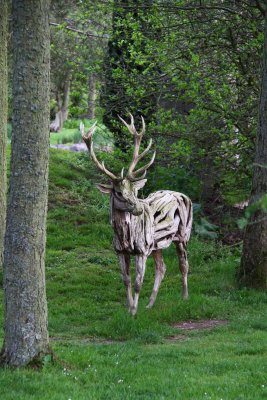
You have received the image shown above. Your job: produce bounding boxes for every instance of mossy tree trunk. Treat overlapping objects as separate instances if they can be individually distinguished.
[238,12,267,288]
[0,0,8,268]
[0,0,51,367]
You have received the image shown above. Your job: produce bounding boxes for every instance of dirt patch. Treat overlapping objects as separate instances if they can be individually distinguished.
[173,319,228,331]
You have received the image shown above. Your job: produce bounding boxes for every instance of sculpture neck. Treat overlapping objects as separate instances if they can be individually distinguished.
[110,195,149,254]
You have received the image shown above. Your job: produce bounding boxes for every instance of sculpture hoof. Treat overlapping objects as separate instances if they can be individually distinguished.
[130,307,137,316]
[128,304,134,313]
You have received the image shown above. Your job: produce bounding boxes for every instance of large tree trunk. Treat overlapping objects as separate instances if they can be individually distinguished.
[238,13,267,288]
[0,0,51,367]
[0,0,8,268]
[50,78,70,132]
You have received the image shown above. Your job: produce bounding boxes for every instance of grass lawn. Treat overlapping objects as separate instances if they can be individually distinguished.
[49,120,113,146]
[50,127,83,145]
[0,149,267,399]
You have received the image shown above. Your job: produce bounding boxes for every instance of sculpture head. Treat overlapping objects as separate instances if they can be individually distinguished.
[97,178,147,216]
[80,114,155,216]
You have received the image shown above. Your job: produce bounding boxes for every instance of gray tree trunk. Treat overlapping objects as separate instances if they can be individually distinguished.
[238,13,267,288]
[0,0,8,268]
[87,73,97,120]
[0,0,51,367]
[50,78,70,132]
[62,78,70,122]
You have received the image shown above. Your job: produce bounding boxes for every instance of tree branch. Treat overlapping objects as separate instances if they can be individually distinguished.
[49,22,109,40]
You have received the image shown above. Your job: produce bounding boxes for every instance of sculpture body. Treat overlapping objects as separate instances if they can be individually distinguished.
[81,115,192,315]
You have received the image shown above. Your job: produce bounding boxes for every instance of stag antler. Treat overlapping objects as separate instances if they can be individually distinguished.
[80,121,124,182]
[118,113,156,181]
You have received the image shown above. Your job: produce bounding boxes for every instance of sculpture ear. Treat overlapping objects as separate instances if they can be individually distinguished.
[96,183,113,194]
[132,179,147,191]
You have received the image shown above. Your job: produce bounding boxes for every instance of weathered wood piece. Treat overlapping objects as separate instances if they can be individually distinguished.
[81,115,193,315]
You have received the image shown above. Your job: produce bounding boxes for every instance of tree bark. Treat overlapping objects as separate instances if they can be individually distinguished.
[50,78,70,132]
[0,0,8,268]
[238,13,267,288]
[62,78,70,122]
[87,73,97,120]
[0,0,51,367]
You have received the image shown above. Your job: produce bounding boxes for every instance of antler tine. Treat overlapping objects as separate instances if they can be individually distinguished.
[132,151,156,179]
[128,170,147,182]
[127,138,152,180]
[118,114,138,136]
[81,121,121,182]
[129,113,136,135]
[137,138,152,161]
[80,121,85,136]
[100,160,121,181]
[80,120,97,139]
[140,115,146,136]
[118,114,155,180]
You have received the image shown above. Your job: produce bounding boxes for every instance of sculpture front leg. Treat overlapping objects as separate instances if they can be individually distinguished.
[118,253,133,311]
[131,254,147,315]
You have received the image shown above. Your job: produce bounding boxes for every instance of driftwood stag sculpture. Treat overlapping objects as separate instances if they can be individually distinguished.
[80,115,192,315]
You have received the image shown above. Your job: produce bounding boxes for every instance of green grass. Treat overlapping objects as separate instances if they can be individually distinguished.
[0,149,267,399]
[50,127,82,145]
[50,119,113,146]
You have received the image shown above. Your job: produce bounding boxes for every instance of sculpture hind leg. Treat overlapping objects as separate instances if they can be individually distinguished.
[146,250,166,309]
[118,253,133,311]
[131,254,147,315]
[175,242,189,299]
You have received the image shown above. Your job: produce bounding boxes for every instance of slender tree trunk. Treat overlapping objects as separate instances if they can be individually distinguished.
[0,0,51,367]
[0,0,8,268]
[87,73,97,120]
[238,13,267,288]
[62,78,70,122]
[50,78,70,132]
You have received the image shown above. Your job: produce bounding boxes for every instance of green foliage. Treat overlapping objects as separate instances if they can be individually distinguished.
[145,165,201,201]
[50,1,108,122]
[61,130,82,145]
[49,1,264,209]
[98,1,264,207]
[69,91,88,119]
[63,119,86,130]
[194,218,219,239]
[237,194,267,230]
